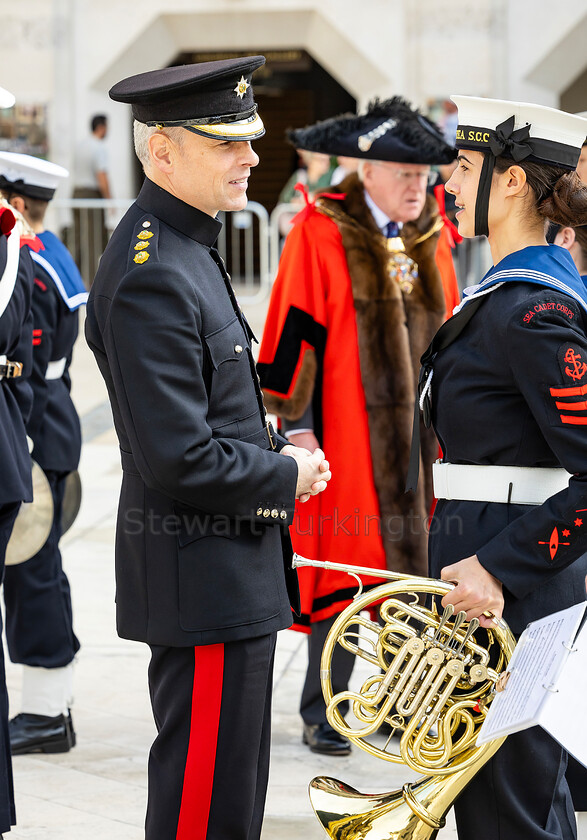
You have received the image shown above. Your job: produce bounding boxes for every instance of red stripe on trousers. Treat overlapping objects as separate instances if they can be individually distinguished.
[177,644,224,840]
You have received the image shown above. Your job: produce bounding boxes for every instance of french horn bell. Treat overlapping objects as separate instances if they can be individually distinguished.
[292,555,516,840]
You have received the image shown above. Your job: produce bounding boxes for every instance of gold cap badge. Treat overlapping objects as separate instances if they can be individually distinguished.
[133,251,150,265]
[234,76,250,99]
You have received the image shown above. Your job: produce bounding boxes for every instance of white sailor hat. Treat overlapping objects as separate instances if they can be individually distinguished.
[0,152,69,201]
[0,87,15,110]
[452,95,587,170]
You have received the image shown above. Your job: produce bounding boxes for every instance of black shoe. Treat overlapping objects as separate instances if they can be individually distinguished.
[302,722,351,756]
[66,709,77,749]
[9,712,74,755]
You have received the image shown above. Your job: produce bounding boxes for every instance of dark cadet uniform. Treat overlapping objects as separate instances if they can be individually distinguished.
[0,207,35,834]
[428,245,587,840]
[4,229,85,676]
[86,56,300,840]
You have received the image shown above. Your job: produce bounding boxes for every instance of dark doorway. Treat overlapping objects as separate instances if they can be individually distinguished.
[172,49,357,211]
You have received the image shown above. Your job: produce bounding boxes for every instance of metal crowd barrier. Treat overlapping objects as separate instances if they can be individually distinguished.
[51,198,489,301]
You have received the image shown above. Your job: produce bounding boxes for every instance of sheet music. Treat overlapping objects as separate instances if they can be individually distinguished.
[539,620,587,768]
[477,602,587,746]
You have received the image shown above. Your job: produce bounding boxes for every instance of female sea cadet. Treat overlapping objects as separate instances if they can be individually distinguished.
[417,96,587,839]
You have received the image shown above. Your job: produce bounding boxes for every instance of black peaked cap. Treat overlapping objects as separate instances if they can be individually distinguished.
[287,97,456,165]
[109,56,265,126]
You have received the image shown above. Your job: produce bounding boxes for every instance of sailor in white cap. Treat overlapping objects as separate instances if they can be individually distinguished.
[0,152,87,759]
[410,96,587,839]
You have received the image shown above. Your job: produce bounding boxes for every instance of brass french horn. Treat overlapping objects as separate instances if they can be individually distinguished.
[292,556,516,840]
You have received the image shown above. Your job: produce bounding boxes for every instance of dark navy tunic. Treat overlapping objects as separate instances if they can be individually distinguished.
[429,249,587,636]
[86,177,299,647]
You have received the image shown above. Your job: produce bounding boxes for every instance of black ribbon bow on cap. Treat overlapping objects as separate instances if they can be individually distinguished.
[488,115,533,161]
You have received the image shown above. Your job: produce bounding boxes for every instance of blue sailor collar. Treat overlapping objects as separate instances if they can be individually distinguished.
[456,245,587,315]
[31,230,88,311]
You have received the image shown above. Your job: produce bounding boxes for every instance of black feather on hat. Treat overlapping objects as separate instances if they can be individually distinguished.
[287,96,456,165]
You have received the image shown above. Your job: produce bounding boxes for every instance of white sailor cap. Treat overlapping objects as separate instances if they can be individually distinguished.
[0,152,69,201]
[452,95,587,170]
[0,87,15,109]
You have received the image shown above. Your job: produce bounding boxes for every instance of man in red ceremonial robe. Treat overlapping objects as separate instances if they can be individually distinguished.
[258,98,460,755]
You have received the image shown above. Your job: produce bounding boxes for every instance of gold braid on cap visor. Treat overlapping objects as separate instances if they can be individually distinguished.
[182,112,265,141]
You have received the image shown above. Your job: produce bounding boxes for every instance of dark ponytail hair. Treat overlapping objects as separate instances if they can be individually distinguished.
[493,156,587,226]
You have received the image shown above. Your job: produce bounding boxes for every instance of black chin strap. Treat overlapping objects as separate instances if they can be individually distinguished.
[474,152,495,238]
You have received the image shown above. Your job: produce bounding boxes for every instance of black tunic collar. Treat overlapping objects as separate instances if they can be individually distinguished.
[136,178,222,247]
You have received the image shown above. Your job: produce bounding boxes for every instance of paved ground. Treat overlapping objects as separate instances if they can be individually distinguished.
[3,293,585,839]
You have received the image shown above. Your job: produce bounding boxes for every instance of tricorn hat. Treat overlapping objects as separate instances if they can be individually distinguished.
[0,151,68,201]
[287,97,456,165]
[110,56,266,142]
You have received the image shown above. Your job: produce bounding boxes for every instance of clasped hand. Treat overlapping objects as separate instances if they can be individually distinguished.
[281,444,331,503]
[440,555,504,629]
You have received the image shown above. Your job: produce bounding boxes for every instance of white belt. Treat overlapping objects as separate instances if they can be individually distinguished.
[45,357,66,380]
[432,461,571,506]
[0,354,5,380]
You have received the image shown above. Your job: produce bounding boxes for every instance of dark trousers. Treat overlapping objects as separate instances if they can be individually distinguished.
[0,502,21,833]
[300,615,355,725]
[455,726,576,840]
[146,633,276,840]
[4,470,80,668]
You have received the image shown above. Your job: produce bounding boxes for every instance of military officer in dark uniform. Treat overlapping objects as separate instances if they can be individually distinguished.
[0,84,36,840]
[411,96,587,839]
[0,152,87,756]
[85,56,331,840]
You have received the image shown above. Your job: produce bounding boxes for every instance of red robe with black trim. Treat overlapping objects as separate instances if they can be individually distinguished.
[258,178,460,631]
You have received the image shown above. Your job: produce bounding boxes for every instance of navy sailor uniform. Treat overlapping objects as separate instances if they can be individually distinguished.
[4,229,86,671]
[0,218,34,834]
[428,244,587,840]
[86,177,299,839]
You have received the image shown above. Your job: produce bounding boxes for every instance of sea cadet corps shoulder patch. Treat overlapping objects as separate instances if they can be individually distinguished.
[520,297,579,327]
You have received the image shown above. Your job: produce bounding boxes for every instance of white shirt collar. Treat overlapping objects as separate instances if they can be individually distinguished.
[363,189,403,234]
